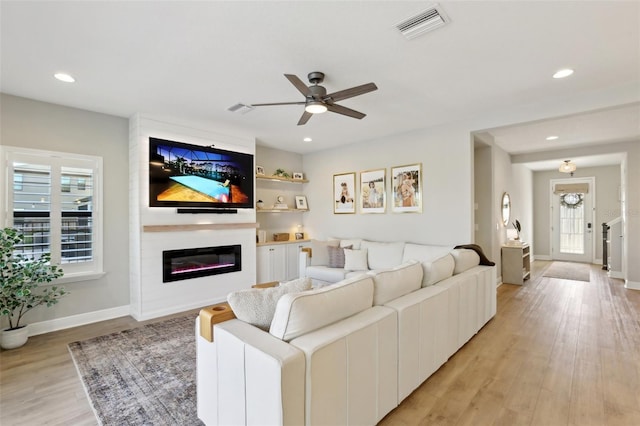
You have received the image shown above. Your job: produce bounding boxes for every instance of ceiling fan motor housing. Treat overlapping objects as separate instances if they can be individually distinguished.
[308,85,327,100]
[308,71,325,85]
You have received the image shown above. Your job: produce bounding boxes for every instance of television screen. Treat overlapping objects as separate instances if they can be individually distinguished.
[149,137,254,209]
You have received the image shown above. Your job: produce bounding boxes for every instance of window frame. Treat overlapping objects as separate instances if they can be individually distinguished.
[1,146,104,283]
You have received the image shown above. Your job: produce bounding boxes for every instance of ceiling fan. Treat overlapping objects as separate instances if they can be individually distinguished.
[250,72,378,125]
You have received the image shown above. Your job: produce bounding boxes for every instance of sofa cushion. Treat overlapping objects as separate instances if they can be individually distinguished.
[270,275,374,341]
[340,238,363,250]
[305,265,350,283]
[227,277,312,330]
[451,249,481,274]
[402,243,453,264]
[344,248,369,271]
[367,260,423,305]
[361,241,405,270]
[310,239,340,266]
[327,245,351,268]
[423,254,455,286]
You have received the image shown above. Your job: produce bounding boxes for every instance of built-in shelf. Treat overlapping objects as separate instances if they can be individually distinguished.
[143,223,258,232]
[257,175,308,184]
[257,209,308,213]
[257,239,311,247]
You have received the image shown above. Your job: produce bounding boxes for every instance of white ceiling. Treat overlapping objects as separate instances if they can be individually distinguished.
[1,1,639,170]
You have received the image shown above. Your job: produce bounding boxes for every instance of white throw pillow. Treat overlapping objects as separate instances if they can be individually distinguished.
[269,275,374,341]
[367,260,423,305]
[422,254,455,286]
[451,249,481,274]
[344,248,369,271]
[227,277,312,330]
[310,239,340,266]
[340,239,363,250]
[361,241,405,270]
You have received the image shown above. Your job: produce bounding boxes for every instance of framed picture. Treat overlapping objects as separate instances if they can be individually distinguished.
[360,168,386,213]
[295,195,308,210]
[333,172,356,214]
[256,165,265,175]
[295,232,304,240]
[391,163,422,213]
[292,172,304,180]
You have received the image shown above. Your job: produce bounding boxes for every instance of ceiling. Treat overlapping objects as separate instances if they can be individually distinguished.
[1,1,639,170]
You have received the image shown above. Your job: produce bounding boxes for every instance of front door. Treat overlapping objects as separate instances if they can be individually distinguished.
[551,178,595,263]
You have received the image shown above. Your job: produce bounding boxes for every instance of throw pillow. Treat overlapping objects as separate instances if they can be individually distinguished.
[344,248,369,271]
[310,239,340,266]
[227,277,312,330]
[327,245,352,268]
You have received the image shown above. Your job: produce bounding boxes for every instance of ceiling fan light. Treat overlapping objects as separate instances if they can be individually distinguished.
[305,101,327,114]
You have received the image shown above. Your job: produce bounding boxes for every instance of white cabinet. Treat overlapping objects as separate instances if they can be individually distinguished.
[256,245,287,283]
[286,241,310,280]
[256,241,310,283]
[501,244,530,285]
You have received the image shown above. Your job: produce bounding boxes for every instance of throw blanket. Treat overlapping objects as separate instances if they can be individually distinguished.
[454,244,495,266]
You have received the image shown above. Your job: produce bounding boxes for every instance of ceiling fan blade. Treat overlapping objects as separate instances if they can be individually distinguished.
[284,74,312,97]
[251,101,306,107]
[297,111,313,126]
[326,82,378,102]
[326,103,366,120]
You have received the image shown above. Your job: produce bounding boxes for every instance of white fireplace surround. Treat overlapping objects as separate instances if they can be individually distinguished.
[129,115,257,320]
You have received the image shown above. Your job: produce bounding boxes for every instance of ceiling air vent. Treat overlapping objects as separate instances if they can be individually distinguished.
[227,103,254,114]
[395,5,448,40]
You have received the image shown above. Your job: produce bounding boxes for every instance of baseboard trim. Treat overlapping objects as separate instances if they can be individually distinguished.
[28,305,130,337]
[624,280,640,291]
[608,271,624,279]
[130,297,227,322]
[535,255,552,261]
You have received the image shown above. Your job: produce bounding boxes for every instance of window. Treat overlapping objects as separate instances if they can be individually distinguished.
[2,146,103,281]
[559,192,585,254]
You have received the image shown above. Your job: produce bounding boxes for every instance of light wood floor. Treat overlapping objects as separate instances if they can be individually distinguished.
[1,262,639,425]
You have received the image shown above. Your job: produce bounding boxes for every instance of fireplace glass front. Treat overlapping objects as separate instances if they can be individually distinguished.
[162,244,241,283]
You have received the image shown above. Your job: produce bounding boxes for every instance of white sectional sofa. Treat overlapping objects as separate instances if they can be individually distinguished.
[196,239,496,425]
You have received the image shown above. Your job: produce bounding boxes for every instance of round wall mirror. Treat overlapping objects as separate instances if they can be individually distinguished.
[501,192,511,226]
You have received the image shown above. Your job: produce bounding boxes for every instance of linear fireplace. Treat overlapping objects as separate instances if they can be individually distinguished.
[162,244,241,283]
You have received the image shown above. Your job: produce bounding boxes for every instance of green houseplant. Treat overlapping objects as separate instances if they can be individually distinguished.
[1,227,66,349]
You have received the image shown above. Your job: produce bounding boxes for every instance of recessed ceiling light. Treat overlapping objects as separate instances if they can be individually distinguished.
[303,137,312,142]
[553,69,574,79]
[546,135,559,140]
[54,73,75,83]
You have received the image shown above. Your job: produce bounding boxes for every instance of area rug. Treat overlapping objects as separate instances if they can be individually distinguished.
[68,315,203,425]
[543,261,591,282]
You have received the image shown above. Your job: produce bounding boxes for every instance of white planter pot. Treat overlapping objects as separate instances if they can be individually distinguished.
[1,325,29,350]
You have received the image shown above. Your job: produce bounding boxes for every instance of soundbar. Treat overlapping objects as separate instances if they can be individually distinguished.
[177,208,238,214]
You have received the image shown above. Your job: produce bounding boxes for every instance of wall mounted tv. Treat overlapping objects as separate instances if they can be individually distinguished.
[149,137,254,209]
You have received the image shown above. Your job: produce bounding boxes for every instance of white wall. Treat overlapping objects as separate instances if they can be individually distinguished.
[532,165,621,263]
[0,94,130,329]
[511,164,534,250]
[302,123,473,246]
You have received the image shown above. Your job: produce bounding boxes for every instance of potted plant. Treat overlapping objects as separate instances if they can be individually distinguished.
[0,227,66,349]
[274,168,291,179]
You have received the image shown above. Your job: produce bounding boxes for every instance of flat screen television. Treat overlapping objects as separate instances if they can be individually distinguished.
[149,137,254,209]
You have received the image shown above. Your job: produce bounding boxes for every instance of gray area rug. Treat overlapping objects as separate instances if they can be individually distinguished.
[68,315,203,425]
[543,261,591,282]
